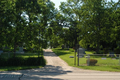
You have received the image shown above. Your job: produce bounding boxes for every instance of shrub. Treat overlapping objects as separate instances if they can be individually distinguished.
[0,57,7,66]
[0,57,46,67]
[26,57,40,66]
[114,48,120,57]
[7,57,25,66]
[114,48,120,54]
[3,49,14,52]
[103,48,109,54]
[25,57,46,66]
[86,59,98,66]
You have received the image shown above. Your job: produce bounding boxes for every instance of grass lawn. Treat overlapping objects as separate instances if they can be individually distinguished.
[0,66,42,71]
[52,48,120,72]
[0,52,45,71]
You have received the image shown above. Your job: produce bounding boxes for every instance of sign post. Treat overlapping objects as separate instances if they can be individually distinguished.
[77,48,86,66]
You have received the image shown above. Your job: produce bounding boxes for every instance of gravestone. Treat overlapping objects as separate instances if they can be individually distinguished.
[109,51,115,57]
[4,46,10,53]
[0,48,3,55]
[77,48,86,58]
[85,56,90,58]
[16,47,24,54]
[4,46,9,49]
[69,56,74,58]
[101,58,107,60]
[61,44,64,49]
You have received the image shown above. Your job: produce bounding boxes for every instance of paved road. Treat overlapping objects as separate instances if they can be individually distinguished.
[0,49,120,80]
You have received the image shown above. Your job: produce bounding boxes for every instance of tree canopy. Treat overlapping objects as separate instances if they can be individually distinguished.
[0,0,120,54]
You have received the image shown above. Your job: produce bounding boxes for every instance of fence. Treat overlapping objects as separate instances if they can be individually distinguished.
[78,54,120,66]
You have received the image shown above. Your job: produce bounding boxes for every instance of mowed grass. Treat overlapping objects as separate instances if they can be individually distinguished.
[0,52,44,71]
[0,52,40,58]
[0,66,42,71]
[52,48,120,72]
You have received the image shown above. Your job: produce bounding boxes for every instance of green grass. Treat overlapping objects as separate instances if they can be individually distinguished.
[0,66,42,71]
[0,52,42,58]
[85,51,95,54]
[52,48,120,72]
[0,52,45,71]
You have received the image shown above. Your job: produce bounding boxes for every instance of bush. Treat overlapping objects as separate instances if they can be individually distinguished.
[0,57,7,66]
[26,57,40,66]
[7,57,25,66]
[0,57,46,67]
[86,59,98,66]
[114,48,120,54]
[3,49,14,52]
[114,48,120,57]
[103,48,109,54]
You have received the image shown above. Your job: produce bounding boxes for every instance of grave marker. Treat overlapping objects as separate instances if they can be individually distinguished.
[77,48,86,58]
[16,46,24,54]
[109,51,115,57]
[0,48,3,55]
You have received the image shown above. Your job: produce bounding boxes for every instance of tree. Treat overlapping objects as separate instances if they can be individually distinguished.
[59,0,82,47]
[0,0,57,56]
[0,0,16,48]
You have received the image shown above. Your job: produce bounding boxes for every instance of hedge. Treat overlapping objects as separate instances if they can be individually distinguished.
[0,57,46,67]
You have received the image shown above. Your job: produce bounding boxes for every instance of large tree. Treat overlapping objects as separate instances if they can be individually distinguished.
[59,0,83,47]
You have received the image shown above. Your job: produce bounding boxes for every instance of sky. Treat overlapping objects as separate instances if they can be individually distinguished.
[50,0,119,10]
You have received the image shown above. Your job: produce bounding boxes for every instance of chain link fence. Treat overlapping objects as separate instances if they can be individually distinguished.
[78,54,120,66]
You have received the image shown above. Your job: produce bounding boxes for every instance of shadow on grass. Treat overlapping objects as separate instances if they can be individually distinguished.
[52,48,72,56]
[0,66,43,71]
[44,52,57,57]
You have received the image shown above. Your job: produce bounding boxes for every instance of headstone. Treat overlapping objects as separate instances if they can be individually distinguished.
[77,48,86,58]
[62,44,64,49]
[85,56,90,58]
[4,46,9,49]
[109,51,115,57]
[69,56,74,58]
[112,58,116,60]
[101,58,107,60]
[16,47,24,54]
[67,46,69,50]
[0,50,3,55]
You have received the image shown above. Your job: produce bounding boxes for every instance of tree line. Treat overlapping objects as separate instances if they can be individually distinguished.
[0,0,120,54]
[59,0,120,54]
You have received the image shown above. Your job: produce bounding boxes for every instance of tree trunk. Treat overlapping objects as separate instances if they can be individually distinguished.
[13,42,16,57]
[96,43,100,54]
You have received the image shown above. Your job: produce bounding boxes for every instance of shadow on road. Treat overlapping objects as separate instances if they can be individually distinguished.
[0,65,72,80]
[44,52,57,57]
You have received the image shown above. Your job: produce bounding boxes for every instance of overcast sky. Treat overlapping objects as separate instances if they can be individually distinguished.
[50,0,119,10]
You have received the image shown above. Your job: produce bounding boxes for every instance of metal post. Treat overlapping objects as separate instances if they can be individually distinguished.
[119,54,120,66]
[74,51,76,66]
[87,54,90,66]
[78,48,79,66]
